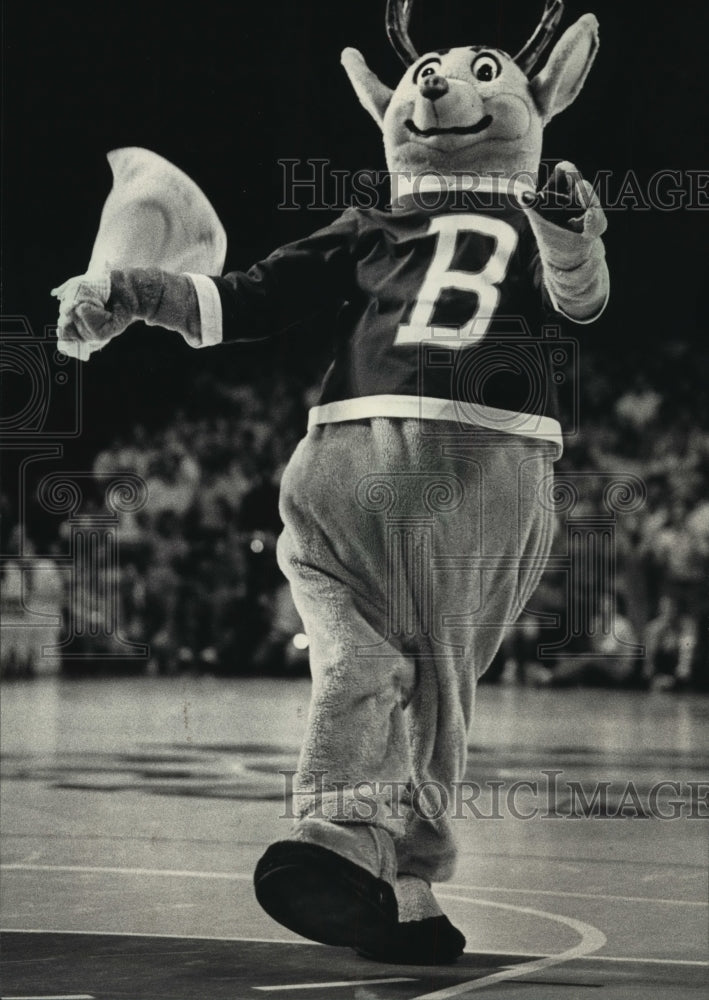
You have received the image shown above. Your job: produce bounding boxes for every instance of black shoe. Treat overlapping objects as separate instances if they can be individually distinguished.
[254,841,398,954]
[358,914,466,965]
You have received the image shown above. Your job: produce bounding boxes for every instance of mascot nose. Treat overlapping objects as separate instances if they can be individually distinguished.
[419,74,449,102]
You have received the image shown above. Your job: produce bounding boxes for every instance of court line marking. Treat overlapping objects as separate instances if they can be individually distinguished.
[253,978,417,992]
[1,864,251,882]
[1,929,707,968]
[411,894,606,998]
[575,955,709,968]
[441,880,708,908]
[2,864,705,908]
[0,996,94,999]
[4,841,705,870]
[456,945,709,967]
[0,928,311,946]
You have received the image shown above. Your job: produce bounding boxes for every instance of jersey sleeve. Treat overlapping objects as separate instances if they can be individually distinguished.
[191,208,359,346]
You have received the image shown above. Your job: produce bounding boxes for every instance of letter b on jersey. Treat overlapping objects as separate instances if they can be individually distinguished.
[395,215,518,349]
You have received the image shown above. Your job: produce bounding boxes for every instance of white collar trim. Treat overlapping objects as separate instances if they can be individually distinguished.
[392,172,537,206]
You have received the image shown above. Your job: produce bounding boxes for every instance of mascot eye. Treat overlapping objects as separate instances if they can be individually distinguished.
[413,58,441,84]
[472,54,501,82]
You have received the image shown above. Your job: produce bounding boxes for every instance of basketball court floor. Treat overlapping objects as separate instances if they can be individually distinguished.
[1,676,707,998]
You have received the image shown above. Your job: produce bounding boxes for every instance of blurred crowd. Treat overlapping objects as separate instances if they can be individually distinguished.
[1,359,707,690]
[492,362,709,691]
[1,374,313,679]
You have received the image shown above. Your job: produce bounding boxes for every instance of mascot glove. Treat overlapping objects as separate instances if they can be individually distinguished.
[52,267,201,358]
[52,267,139,357]
[524,161,607,270]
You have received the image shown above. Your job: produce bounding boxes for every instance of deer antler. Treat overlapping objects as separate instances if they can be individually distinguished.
[386,0,419,66]
[386,0,565,76]
[514,0,565,75]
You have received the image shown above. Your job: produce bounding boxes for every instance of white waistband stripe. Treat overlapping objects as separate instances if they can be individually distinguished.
[308,395,563,453]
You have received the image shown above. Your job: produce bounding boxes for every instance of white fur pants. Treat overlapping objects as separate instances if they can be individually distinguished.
[277,418,556,883]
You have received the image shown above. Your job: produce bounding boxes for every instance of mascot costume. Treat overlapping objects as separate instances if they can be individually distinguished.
[54,0,608,966]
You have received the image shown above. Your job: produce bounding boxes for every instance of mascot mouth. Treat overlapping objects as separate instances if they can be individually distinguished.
[404,115,493,138]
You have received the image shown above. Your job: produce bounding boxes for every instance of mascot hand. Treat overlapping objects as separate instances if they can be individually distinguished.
[53,267,201,359]
[52,269,136,354]
[528,162,607,238]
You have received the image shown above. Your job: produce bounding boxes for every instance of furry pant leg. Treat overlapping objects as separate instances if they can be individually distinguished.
[277,554,417,831]
[269,419,555,958]
[393,432,556,882]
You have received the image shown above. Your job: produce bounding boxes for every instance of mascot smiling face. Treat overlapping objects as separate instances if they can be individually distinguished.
[342,0,600,178]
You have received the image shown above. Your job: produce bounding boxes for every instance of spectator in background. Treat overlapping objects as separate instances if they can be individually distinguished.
[119,559,148,651]
[651,499,707,638]
[178,532,251,672]
[93,424,153,480]
[614,374,662,437]
[687,501,709,562]
[191,454,252,538]
[1,533,34,677]
[27,541,65,676]
[643,595,698,691]
[252,580,309,675]
[144,446,200,521]
[240,461,281,537]
[0,532,64,678]
[532,592,639,688]
[143,510,189,671]
[496,612,546,685]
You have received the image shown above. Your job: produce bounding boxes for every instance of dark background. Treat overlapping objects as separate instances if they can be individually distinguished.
[2,0,708,682]
[3,0,708,459]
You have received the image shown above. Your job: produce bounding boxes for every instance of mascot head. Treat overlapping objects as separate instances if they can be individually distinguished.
[342,0,599,181]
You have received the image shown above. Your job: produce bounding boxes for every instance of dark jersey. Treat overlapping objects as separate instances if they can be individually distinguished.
[212,186,563,447]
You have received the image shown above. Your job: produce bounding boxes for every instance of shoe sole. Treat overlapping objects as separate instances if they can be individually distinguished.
[254,841,397,952]
[358,915,466,965]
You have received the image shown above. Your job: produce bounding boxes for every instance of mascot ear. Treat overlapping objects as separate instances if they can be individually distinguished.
[530,13,600,123]
[341,48,393,128]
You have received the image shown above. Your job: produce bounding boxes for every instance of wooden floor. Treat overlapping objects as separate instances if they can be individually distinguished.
[1,676,707,999]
